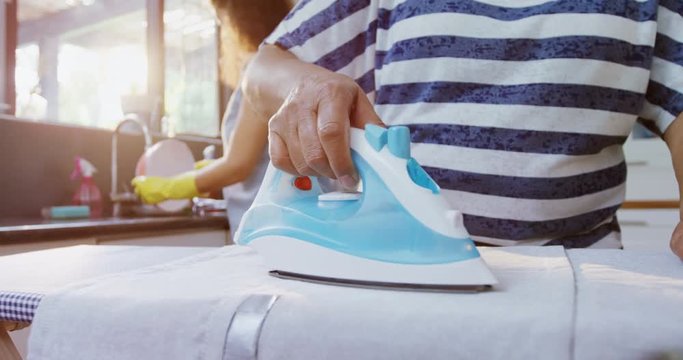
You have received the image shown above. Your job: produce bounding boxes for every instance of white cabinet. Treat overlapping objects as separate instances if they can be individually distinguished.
[621,138,679,251]
[617,209,677,251]
[623,137,678,202]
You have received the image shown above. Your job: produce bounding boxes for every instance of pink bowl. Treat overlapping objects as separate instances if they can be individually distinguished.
[135,139,195,213]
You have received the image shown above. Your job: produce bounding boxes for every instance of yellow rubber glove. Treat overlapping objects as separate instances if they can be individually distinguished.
[131,171,200,205]
[194,159,215,170]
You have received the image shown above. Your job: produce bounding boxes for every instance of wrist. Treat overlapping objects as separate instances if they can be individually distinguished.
[165,172,200,199]
[244,45,337,117]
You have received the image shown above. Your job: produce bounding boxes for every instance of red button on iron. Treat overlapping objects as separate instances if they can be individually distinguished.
[294,176,312,191]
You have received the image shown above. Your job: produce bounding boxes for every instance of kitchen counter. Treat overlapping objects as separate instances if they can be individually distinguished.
[0,214,229,244]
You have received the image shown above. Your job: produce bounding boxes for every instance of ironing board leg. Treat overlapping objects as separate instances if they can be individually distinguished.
[1,324,23,360]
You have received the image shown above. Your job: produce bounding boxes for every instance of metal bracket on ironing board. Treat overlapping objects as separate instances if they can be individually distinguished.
[222,294,279,360]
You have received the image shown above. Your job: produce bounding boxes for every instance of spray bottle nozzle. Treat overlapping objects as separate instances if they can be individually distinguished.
[71,156,97,180]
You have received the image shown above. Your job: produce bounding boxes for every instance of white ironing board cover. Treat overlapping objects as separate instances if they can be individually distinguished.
[259,246,575,360]
[0,245,213,323]
[1,245,678,359]
[25,245,575,360]
[568,249,683,360]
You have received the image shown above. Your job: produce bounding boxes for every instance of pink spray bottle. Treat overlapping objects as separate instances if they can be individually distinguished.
[71,156,103,218]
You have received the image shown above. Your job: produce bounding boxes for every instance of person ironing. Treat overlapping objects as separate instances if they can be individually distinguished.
[132,0,293,237]
[239,0,683,258]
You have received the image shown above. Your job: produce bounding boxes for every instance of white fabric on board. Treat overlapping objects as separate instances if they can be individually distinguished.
[27,246,575,360]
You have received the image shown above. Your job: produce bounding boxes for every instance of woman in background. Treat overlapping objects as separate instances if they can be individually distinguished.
[132,0,293,237]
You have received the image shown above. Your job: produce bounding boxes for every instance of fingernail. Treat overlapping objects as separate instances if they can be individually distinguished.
[340,174,358,190]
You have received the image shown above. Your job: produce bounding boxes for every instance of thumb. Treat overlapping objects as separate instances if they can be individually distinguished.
[671,222,683,260]
[131,176,146,188]
[351,90,385,129]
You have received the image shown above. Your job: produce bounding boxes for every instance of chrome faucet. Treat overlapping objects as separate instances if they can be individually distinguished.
[111,115,153,217]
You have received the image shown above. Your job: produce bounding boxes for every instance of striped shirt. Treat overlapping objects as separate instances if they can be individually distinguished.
[266,0,683,248]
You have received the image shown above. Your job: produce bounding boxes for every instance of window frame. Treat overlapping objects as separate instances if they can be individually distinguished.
[2,0,17,116]
[1,0,225,139]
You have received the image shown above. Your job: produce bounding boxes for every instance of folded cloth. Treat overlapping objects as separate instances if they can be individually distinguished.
[27,246,575,360]
[0,245,213,294]
[568,250,683,360]
[0,246,213,324]
[28,247,259,360]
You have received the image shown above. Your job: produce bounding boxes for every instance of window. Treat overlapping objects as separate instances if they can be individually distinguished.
[14,42,40,119]
[164,0,219,137]
[3,0,221,137]
[0,2,10,114]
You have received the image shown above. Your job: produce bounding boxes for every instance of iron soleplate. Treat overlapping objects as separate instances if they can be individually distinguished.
[270,270,493,293]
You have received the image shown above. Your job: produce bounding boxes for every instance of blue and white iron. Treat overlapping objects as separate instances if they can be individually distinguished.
[235,125,497,292]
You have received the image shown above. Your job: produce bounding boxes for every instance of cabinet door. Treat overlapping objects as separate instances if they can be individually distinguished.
[624,138,678,203]
[618,209,677,251]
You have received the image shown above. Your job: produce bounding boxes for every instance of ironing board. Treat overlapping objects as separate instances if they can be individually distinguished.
[0,245,214,359]
[1,245,682,360]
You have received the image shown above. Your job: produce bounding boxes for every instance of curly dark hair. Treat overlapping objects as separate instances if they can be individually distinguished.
[211,0,292,52]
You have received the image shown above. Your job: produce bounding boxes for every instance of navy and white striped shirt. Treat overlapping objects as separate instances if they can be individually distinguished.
[266,0,683,248]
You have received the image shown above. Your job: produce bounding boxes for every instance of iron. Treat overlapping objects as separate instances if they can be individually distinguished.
[235,125,497,292]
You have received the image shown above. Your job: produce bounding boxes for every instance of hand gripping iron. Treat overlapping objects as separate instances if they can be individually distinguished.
[235,125,497,292]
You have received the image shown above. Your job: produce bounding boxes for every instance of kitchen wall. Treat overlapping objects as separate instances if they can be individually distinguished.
[0,118,222,218]
[0,2,6,108]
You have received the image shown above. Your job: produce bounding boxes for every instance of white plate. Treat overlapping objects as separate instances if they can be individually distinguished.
[136,139,195,213]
